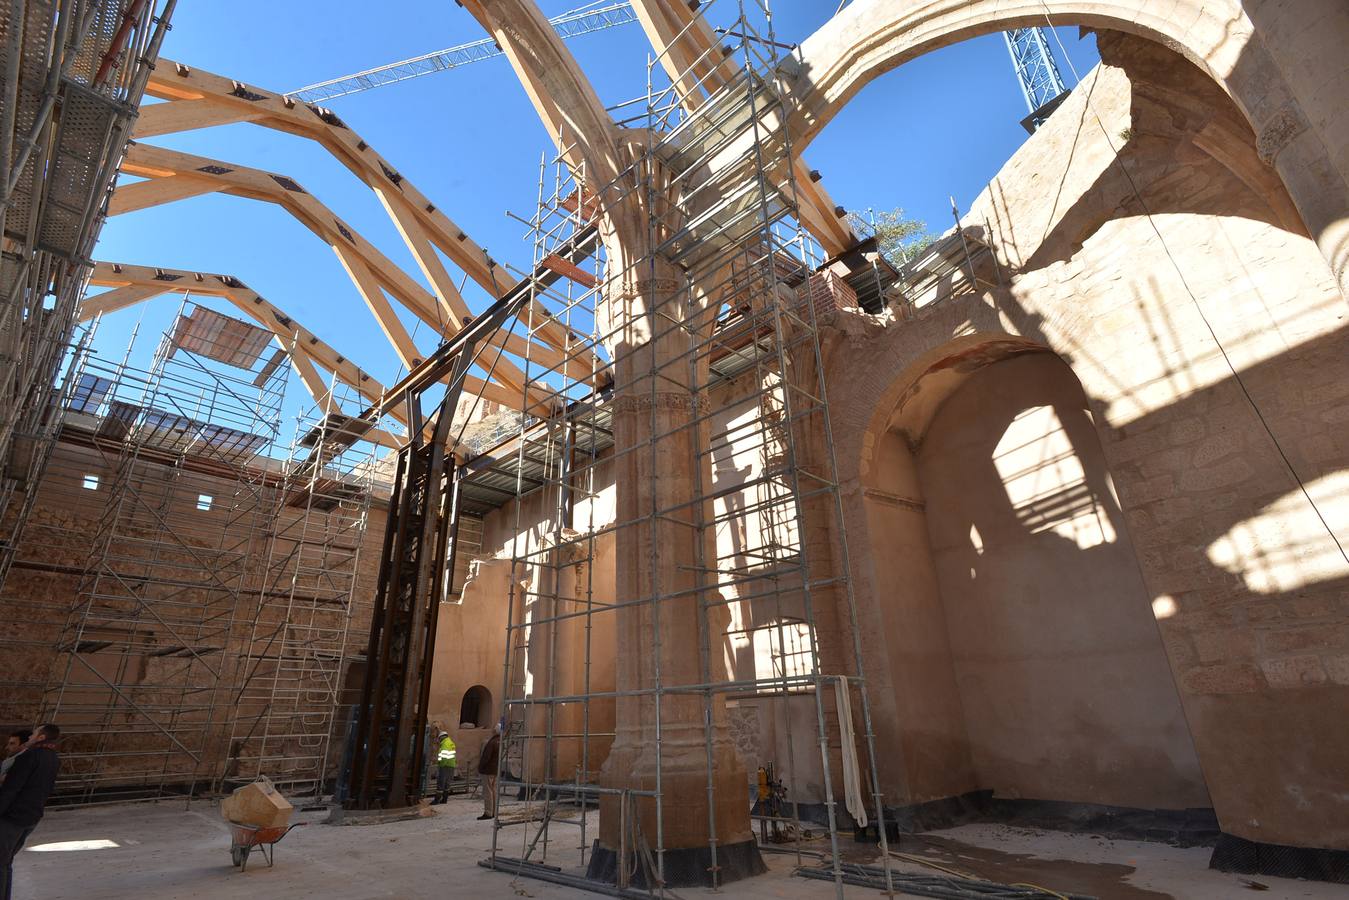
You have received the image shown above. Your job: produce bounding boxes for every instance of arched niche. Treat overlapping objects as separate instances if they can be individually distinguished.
[861,337,1210,811]
[459,684,493,730]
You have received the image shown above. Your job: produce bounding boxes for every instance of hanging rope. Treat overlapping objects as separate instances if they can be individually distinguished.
[1033,13,1349,569]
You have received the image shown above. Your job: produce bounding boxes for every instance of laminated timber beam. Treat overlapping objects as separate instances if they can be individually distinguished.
[113,144,457,334]
[460,0,625,187]
[111,144,583,400]
[82,261,407,449]
[464,0,853,259]
[136,59,589,366]
[628,0,855,256]
[83,260,557,423]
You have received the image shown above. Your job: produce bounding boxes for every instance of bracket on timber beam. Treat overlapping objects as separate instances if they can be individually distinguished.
[112,143,576,411]
[83,261,408,449]
[136,58,591,368]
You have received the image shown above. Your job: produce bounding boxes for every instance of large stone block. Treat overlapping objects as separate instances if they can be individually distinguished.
[220,780,293,829]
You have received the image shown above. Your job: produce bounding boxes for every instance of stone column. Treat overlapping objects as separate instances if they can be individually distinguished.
[585,246,763,887]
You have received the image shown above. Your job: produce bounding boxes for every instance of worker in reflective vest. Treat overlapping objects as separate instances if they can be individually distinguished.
[433,730,456,804]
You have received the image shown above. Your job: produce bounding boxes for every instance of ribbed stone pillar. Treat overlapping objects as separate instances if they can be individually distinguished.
[586,254,763,887]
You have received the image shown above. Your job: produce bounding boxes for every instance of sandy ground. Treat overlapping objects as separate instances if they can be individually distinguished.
[9,797,1343,899]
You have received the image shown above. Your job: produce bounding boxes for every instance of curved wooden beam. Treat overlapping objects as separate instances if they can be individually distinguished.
[113,144,592,396]
[459,0,623,187]
[84,261,560,420]
[628,0,855,255]
[137,58,588,361]
[83,261,406,448]
[141,62,503,296]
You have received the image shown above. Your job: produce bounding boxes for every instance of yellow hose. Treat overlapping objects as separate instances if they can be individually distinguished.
[884,850,1072,899]
[887,850,980,880]
[1011,883,1072,900]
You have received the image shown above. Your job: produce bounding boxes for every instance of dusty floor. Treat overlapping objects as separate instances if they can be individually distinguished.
[10,797,1342,899]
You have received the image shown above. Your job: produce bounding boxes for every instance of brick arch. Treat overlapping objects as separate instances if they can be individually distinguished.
[788,0,1349,297]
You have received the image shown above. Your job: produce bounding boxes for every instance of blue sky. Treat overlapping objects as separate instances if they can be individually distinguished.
[88,1,1098,446]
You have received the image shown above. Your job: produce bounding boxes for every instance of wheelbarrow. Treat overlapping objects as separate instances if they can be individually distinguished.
[228,821,304,871]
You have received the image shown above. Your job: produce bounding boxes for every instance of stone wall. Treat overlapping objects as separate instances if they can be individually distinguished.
[0,435,387,796]
[917,353,1209,809]
[826,32,1348,850]
[411,27,1347,855]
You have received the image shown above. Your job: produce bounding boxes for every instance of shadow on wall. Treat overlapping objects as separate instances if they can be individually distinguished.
[786,0,1349,295]
[859,308,1349,853]
[1019,31,1307,274]
[912,352,1210,810]
[789,0,1349,867]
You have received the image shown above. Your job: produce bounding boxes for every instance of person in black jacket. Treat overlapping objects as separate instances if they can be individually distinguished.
[476,726,502,821]
[0,732,31,785]
[0,724,60,900]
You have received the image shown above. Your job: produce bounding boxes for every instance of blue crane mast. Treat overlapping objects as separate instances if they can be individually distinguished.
[1003,27,1070,133]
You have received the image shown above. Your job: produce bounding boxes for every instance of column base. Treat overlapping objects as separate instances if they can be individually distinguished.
[584,838,766,888]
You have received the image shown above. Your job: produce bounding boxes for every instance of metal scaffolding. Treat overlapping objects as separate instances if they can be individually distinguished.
[0,298,383,807]
[0,0,176,591]
[462,2,897,895]
[34,301,289,803]
[221,377,381,802]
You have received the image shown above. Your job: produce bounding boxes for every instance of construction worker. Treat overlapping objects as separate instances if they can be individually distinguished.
[433,730,456,804]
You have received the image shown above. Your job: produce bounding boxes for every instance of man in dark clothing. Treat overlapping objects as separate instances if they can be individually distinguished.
[0,724,60,900]
[477,726,501,820]
[0,732,31,785]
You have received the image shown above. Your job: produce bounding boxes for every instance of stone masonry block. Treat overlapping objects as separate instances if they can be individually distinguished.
[1288,594,1338,619]
[1324,656,1349,686]
[1143,496,1202,527]
[1104,425,1170,464]
[1182,662,1264,695]
[1160,633,1198,668]
[1170,545,1211,571]
[1170,416,1207,444]
[1245,602,1283,623]
[1320,403,1349,425]
[1297,433,1338,464]
[1193,628,1259,663]
[1137,448,1192,479]
[1263,626,1347,654]
[1260,655,1327,689]
[1191,433,1243,467]
[1122,474,1175,505]
[1178,457,1255,493]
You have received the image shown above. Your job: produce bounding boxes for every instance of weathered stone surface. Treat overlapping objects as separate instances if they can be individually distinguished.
[821,31,1349,852]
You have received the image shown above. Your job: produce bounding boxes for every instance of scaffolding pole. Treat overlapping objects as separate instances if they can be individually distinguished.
[466,2,896,896]
[220,373,380,802]
[23,300,288,803]
[0,0,176,591]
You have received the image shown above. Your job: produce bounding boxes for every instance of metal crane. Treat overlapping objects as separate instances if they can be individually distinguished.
[287,1,638,104]
[1003,27,1069,133]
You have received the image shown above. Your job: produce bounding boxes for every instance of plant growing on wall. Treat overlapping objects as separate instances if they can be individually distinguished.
[847,207,933,267]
